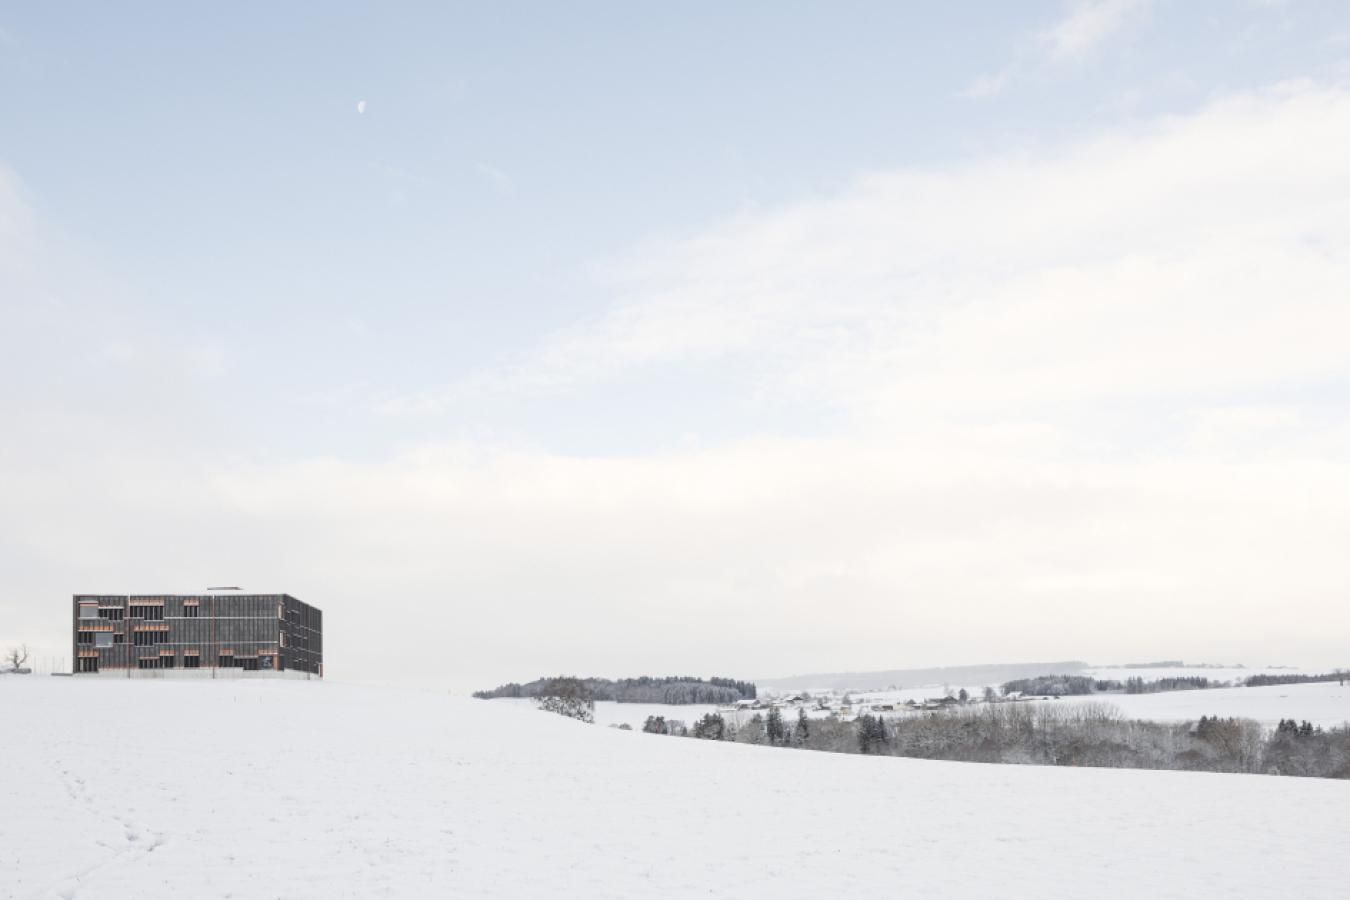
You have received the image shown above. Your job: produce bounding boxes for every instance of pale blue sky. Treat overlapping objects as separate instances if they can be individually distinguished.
[3,2,1349,683]
[4,1,1345,455]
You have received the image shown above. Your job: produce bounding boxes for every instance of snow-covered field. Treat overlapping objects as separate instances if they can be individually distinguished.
[1083,665,1304,684]
[1030,680,1350,727]
[6,678,1350,900]
[497,698,722,730]
[843,673,1349,728]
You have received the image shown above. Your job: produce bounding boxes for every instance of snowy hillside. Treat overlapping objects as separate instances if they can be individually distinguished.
[5,678,1349,900]
[1025,679,1350,727]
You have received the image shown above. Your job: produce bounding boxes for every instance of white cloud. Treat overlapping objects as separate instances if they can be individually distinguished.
[963,0,1150,98]
[356,99,366,115]
[1042,0,1150,61]
[415,81,1350,425]
[958,67,1017,100]
[6,81,1350,685]
[357,81,1350,679]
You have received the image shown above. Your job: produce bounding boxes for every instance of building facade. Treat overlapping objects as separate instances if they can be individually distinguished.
[72,592,322,677]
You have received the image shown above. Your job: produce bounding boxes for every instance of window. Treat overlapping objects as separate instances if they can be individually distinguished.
[128,604,164,620]
[133,630,167,646]
[183,654,200,669]
[161,655,175,669]
[218,654,234,668]
[98,607,124,620]
[114,633,124,644]
[79,605,99,619]
[77,632,94,645]
[137,657,158,669]
[77,658,99,673]
[95,632,113,648]
[183,604,199,618]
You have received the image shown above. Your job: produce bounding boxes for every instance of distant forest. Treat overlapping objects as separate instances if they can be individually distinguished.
[1001,674,1216,696]
[1245,671,1347,688]
[473,675,757,704]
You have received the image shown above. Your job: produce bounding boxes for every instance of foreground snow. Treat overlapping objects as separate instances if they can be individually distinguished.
[5,679,1349,899]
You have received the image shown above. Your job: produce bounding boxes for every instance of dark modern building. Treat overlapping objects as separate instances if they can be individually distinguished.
[73,592,322,678]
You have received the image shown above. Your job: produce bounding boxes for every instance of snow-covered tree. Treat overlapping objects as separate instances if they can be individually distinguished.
[534,677,595,723]
[4,644,29,672]
[766,707,786,745]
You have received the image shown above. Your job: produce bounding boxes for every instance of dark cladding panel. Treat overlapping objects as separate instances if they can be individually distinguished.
[278,594,324,675]
[72,593,322,677]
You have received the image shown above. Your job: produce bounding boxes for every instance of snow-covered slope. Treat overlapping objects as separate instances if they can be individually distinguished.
[5,678,1348,899]
[1029,679,1350,727]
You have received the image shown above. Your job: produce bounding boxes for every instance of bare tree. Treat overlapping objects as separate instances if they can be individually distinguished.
[5,644,30,672]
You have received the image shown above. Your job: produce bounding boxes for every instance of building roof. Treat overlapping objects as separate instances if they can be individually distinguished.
[76,591,296,597]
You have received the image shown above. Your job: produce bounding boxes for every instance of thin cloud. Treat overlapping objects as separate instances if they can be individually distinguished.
[475,162,516,195]
[7,80,1350,683]
[958,65,1018,100]
[403,81,1350,421]
[962,0,1150,98]
[312,83,1350,678]
[1042,0,1150,61]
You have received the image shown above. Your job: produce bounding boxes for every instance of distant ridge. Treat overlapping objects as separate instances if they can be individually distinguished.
[756,661,1090,693]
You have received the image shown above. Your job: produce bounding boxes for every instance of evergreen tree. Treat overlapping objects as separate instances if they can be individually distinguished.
[693,712,726,740]
[796,707,810,743]
[857,714,890,754]
[766,707,786,745]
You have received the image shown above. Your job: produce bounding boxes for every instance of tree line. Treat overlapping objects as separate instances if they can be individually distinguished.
[1002,669,1349,697]
[1002,674,1219,697]
[1124,675,1211,693]
[473,674,756,704]
[1244,671,1346,688]
[1001,675,1104,696]
[637,703,1350,779]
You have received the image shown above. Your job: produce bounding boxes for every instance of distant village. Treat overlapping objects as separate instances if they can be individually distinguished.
[713,687,1029,728]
